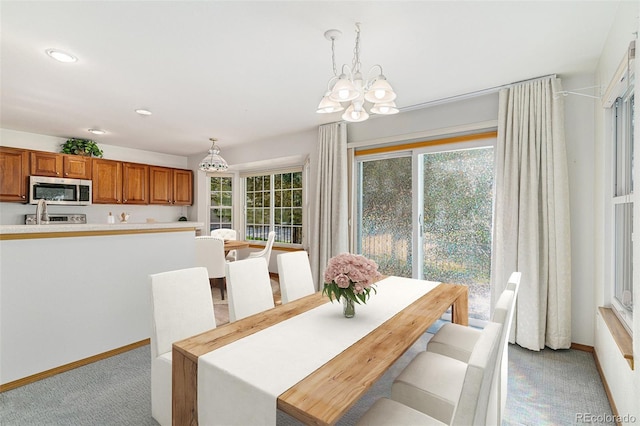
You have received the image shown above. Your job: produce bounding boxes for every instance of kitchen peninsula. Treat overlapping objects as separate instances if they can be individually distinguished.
[0,221,203,390]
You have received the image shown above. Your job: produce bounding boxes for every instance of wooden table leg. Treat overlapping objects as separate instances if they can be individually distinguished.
[173,347,199,426]
[451,285,469,326]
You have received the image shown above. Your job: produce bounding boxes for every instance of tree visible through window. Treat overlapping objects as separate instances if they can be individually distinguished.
[357,141,495,322]
[209,176,232,232]
[245,170,303,245]
[422,148,494,320]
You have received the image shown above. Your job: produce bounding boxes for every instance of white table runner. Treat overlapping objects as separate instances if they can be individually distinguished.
[197,276,439,425]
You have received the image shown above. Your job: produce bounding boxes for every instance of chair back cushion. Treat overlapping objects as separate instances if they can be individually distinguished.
[195,236,226,278]
[277,251,316,303]
[452,321,502,426]
[226,257,275,321]
[149,267,216,358]
[248,231,276,262]
[211,229,237,240]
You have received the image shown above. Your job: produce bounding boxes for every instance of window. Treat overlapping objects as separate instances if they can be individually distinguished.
[209,176,233,232]
[612,89,634,332]
[355,134,495,324]
[604,40,635,333]
[244,170,303,245]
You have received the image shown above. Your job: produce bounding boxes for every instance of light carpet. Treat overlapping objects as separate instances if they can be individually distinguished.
[0,285,614,425]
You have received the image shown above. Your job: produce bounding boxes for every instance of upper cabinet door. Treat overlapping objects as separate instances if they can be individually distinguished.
[30,151,63,177]
[122,162,149,205]
[0,147,29,202]
[173,169,193,205]
[92,158,122,204]
[149,166,173,205]
[63,155,92,179]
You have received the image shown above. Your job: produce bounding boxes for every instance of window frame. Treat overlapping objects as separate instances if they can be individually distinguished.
[610,88,635,334]
[207,174,235,233]
[354,134,496,327]
[605,41,635,335]
[241,166,306,249]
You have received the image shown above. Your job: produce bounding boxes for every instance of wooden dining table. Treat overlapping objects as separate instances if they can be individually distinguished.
[222,239,250,254]
[172,278,468,426]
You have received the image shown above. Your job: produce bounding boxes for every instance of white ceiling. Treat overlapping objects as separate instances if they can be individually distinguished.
[0,1,623,157]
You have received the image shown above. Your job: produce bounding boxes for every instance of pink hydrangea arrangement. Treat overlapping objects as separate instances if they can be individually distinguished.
[322,252,382,304]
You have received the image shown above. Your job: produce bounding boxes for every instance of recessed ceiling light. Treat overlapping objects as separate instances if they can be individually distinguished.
[135,109,152,116]
[46,49,77,63]
[88,128,106,135]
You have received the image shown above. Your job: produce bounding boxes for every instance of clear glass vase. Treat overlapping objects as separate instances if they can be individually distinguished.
[342,298,356,318]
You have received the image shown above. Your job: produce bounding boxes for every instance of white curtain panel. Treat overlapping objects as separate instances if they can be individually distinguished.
[310,122,349,290]
[491,77,572,351]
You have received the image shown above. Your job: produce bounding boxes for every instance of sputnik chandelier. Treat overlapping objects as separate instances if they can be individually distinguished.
[316,23,398,123]
[198,138,228,172]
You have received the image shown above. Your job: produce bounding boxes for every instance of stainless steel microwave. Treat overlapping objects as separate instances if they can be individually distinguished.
[29,176,92,205]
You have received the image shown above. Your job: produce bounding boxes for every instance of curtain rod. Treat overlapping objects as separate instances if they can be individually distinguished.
[398,73,557,113]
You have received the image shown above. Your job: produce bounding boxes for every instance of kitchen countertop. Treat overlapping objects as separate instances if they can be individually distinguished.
[0,221,204,238]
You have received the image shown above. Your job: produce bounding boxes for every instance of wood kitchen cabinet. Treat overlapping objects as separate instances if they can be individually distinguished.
[122,162,149,205]
[92,159,149,205]
[92,158,122,204]
[0,147,29,202]
[30,151,92,179]
[149,166,193,205]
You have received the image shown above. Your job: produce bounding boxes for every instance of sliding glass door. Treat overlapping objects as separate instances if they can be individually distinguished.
[356,154,413,277]
[356,138,495,322]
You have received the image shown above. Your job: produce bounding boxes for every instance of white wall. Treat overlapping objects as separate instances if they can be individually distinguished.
[562,73,597,346]
[593,2,639,423]
[0,229,196,384]
[0,128,190,225]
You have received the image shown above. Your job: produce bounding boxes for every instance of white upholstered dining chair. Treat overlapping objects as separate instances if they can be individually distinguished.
[358,321,503,426]
[195,236,227,299]
[225,257,275,322]
[211,228,238,261]
[149,267,216,426]
[426,271,521,424]
[247,230,276,263]
[277,251,315,304]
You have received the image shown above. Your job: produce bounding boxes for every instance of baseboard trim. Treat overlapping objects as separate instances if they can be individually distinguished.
[592,349,622,426]
[571,342,594,352]
[0,338,150,393]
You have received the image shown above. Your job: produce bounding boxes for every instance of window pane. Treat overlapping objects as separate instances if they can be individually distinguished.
[293,189,302,207]
[274,208,282,225]
[245,170,303,245]
[221,192,232,206]
[282,190,291,206]
[358,156,412,277]
[221,177,232,191]
[211,192,221,205]
[210,176,233,233]
[282,208,291,224]
[293,172,302,188]
[615,94,634,196]
[423,147,494,321]
[615,203,634,312]
[292,208,302,225]
[282,173,292,189]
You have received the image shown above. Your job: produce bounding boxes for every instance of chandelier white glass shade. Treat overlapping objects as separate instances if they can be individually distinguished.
[316,23,398,123]
[198,138,228,172]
